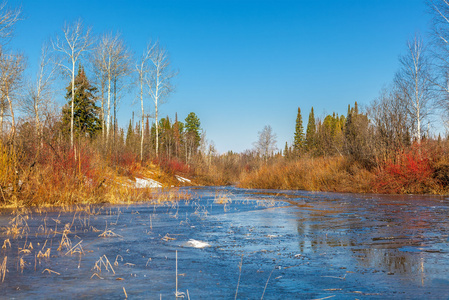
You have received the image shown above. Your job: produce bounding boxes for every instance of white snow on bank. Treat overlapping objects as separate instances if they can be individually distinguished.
[184,239,210,248]
[135,177,162,188]
[175,175,191,183]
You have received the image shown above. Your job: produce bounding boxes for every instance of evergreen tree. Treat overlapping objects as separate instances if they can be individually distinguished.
[284,142,290,159]
[305,107,316,152]
[185,112,201,148]
[62,66,101,139]
[344,102,373,168]
[173,113,181,158]
[125,120,134,147]
[293,107,304,154]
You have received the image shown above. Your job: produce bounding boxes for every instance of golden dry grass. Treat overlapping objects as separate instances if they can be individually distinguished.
[238,156,375,193]
[0,140,193,208]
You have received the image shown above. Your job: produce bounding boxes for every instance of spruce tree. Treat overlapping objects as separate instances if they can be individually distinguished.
[185,112,201,148]
[284,142,290,159]
[293,107,304,154]
[173,113,181,158]
[62,66,101,139]
[125,120,134,147]
[305,107,316,152]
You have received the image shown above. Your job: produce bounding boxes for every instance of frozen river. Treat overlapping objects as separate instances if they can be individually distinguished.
[1,187,449,299]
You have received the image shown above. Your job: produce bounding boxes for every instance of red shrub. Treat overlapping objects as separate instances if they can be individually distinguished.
[154,157,190,175]
[374,143,435,194]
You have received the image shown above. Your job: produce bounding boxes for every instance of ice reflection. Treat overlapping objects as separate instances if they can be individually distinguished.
[286,191,449,290]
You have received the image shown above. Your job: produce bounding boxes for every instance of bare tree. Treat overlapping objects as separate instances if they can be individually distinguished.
[20,43,56,142]
[0,88,8,138]
[93,32,131,142]
[91,43,107,139]
[395,34,434,143]
[145,41,177,157]
[428,0,449,128]
[0,1,21,42]
[0,51,25,140]
[254,125,277,160]
[0,1,21,139]
[368,85,412,161]
[52,19,92,147]
[135,43,153,161]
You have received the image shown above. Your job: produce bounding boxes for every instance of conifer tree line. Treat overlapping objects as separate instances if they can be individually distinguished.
[285,103,372,164]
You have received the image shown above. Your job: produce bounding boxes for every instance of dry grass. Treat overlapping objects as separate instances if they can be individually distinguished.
[214,190,232,205]
[4,213,30,238]
[0,256,7,282]
[93,255,115,275]
[0,139,194,208]
[238,156,374,193]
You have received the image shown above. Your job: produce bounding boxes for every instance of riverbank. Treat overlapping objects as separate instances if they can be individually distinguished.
[0,141,193,208]
[237,147,449,194]
[2,138,449,209]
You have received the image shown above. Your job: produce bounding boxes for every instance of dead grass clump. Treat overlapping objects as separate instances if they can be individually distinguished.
[214,190,232,204]
[93,255,115,275]
[0,256,7,282]
[4,213,30,238]
[57,230,72,252]
[37,240,51,259]
[2,239,11,249]
[238,156,375,193]
[98,230,122,238]
[37,248,51,259]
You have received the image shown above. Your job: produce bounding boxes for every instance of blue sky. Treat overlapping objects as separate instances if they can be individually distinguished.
[10,0,430,153]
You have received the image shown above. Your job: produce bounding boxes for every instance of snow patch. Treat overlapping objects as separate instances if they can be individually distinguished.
[175,175,191,183]
[135,177,162,188]
[184,239,210,248]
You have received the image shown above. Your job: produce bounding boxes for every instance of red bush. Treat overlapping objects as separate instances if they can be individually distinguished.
[374,143,435,194]
[153,157,190,175]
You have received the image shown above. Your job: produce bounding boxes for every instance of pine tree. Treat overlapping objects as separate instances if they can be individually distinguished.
[62,66,101,139]
[305,107,316,152]
[293,107,304,154]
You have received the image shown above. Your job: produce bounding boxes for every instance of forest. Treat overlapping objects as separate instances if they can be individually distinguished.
[1,1,449,207]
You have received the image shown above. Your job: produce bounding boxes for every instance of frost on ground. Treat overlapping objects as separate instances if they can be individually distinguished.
[134,177,162,188]
[175,175,191,183]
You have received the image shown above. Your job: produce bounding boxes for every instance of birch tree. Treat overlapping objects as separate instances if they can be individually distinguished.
[93,32,131,142]
[52,20,92,147]
[91,43,107,139]
[135,43,153,161]
[429,0,449,128]
[0,1,21,139]
[0,51,25,140]
[21,43,56,142]
[395,34,434,143]
[111,39,131,140]
[0,1,21,42]
[145,41,177,157]
[254,125,277,161]
[0,80,7,138]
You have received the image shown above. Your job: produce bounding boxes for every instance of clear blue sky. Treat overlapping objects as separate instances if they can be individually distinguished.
[10,0,430,153]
